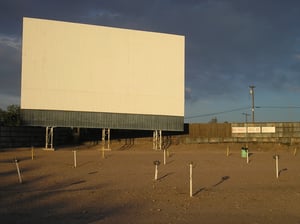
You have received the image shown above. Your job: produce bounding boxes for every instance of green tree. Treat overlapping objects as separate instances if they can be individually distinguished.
[0,105,21,126]
[208,117,218,123]
[0,108,5,125]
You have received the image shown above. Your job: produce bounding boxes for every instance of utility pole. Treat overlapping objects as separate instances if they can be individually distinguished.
[242,112,250,123]
[249,85,255,123]
[242,112,250,149]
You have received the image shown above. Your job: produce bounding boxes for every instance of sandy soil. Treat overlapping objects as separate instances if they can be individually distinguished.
[1,142,300,224]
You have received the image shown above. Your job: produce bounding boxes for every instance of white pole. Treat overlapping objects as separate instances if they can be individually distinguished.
[102,129,105,158]
[155,130,158,150]
[159,130,162,150]
[107,128,110,150]
[45,127,48,149]
[163,149,166,165]
[153,130,156,150]
[190,162,193,197]
[153,160,160,181]
[73,150,77,168]
[50,127,54,149]
[15,159,22,184]
[275,155,279,178]
[102,128,105,147]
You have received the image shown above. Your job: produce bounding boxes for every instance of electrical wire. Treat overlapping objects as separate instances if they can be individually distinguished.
[185,106,300,120]
[185,107,249,119]
[256,106,300,109]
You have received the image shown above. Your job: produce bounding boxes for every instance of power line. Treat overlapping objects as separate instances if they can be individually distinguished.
[185,106,300,120]
[256,106,300,109]
[185,107,249,119]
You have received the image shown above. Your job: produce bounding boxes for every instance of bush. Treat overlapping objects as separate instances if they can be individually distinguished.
[0,105,21,126]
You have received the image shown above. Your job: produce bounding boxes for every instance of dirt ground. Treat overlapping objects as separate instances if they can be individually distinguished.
[1,141,300,224]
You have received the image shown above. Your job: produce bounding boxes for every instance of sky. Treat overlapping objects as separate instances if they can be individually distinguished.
[1,0,300,123]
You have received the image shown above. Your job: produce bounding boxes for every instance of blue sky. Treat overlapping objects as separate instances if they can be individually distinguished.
[1,0,300,123]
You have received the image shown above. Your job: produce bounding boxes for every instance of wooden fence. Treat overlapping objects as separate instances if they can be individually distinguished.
[187,123,231,138]
[183,122,300,144]
[1,122,300,148]
[0,126,73,148]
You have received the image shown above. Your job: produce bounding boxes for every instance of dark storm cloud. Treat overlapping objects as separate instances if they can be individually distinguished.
[90,0,300,101]
[1,0,300,109]
[0,35,21,96]
[179,0,300,101]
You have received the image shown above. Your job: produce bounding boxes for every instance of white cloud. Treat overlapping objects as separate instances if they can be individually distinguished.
[0,34,21,50]
[294,54,300,60]
[85,9,120,21]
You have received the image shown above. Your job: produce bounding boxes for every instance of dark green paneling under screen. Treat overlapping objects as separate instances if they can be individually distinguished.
[21,109,184,131]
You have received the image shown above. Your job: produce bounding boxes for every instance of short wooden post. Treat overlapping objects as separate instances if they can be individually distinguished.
[294,147,297,156]
[15,159,22,184]
[163,149,166,165]
[226,146,230,157]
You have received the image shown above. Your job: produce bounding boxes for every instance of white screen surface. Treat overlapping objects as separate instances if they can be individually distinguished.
[21,18,185,116]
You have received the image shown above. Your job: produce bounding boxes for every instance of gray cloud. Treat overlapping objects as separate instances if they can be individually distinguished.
[0,35,21,96]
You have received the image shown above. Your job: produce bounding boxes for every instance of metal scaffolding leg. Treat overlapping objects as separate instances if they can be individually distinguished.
[45,126,54,150]
[153,130,157,150]
[101,128,111,150]
[153,130,162,150]
[159,130,162,150]
[107,128,110,150]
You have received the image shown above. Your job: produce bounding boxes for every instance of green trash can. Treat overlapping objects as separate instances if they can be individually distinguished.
[241,147,248,158]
